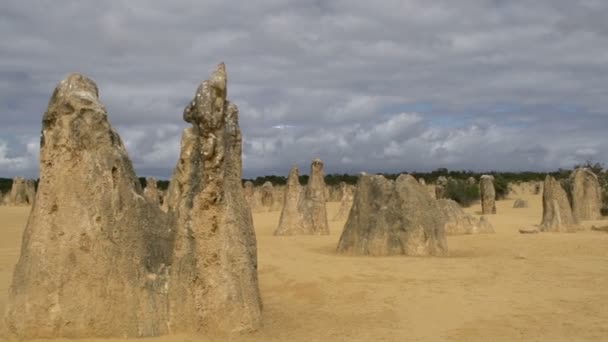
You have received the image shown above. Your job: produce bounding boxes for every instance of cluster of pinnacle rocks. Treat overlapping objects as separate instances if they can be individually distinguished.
[2,63,603,339]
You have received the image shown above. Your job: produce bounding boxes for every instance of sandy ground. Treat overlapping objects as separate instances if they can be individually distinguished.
[1,192,608,341]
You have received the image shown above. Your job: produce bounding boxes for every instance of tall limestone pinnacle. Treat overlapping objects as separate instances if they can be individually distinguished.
[167,63,263,334]
[274,158,330,235]
[5,73,172,338]
[275,165,304,235]
[5,65,262,339]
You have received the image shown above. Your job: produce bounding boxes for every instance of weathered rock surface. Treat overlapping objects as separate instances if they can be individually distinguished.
[513,198,528,208]
[274,159,329,235]
[437,199,494,235]
[326,184,343,202]
[243,180,256,209]
[540,175,577,232]
[166,63,262,334]
[332,182,354,221]
[337,174,447,256]
[418,178,426,186]
[143,177,162,206]
[299,158,330,235]
[466,176,476,185]
[259,181,274,209]
[274,166,305,235]
[435,176,448,199]
[7,177,36,206]
[570,168,602,221]
[5,74,172,339]
[480,175,496,215]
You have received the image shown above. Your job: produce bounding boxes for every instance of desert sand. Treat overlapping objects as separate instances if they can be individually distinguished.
[1,191,608,341]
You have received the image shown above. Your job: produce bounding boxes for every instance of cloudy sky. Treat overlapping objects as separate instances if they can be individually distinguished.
[1,1,607,178]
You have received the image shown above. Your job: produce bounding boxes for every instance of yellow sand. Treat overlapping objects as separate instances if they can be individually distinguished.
[1,192,608,341]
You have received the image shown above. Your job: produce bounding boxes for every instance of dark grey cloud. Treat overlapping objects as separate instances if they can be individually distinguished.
[1,0,608,179]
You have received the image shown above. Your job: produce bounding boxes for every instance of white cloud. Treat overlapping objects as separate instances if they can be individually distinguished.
[1,0,608,178]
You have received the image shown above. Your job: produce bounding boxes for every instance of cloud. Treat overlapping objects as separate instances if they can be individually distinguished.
[1,0,608,178]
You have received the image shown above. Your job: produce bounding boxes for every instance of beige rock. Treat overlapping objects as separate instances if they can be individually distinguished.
[480,175,496,215]
[570,168,602,221]
[337,174,447,256]
[534,182,543,195]
[274,159,329,235]
[418,178,426,186]
[435,176,448,199]
[437,199,494,235]
[8,177,36,206]
[274,166,305,235]
[5,74,172,339]
[332,182,354,221]
[519,228,539,234]
[143,177,162,206]
[161,125,200,214]
[256,181,274,212]
[513,198,528,208]
[243,180,256,209]
[300,158,330,235]
[466,176,476,185]
[166,63,262,334]
[326,183,345,202]
[540,175,577,232]
[272,185,285,211]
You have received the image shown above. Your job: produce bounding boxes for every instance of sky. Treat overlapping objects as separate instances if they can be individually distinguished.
[1,1,608,179]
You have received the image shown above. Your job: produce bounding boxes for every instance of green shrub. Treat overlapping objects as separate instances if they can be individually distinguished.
[445,179,479,207]
[493,175,509,200]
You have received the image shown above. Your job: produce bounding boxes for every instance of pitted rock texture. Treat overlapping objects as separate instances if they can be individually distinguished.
[570,168,602,221]
[143,177,162,206]
[540,175,577,232]
[166,63,262,334]
[337,174,447,256]
[5,74,172,339]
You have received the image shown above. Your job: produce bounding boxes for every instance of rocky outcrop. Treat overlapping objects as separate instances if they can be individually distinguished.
[7,177,36,206]
[274,166,305,235]
[259,181,274,210]
[6,65,262,339]
[435,176,448,199]
[299,158,330,235]
[418,178,426,186]
[337,174,447,256]
[540,175,577,232]
[437,199,494,235]
[274,159,329,235]
[243,181,256,209]
[143,177,162,206]
[166,63,262,334]
[513,198,528,208]
[466,176,476,185]
[5,74,172,339]
[332,182,354,221]
[480,175,496,215]
[570,168,602,221]
[326,184,342,202]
